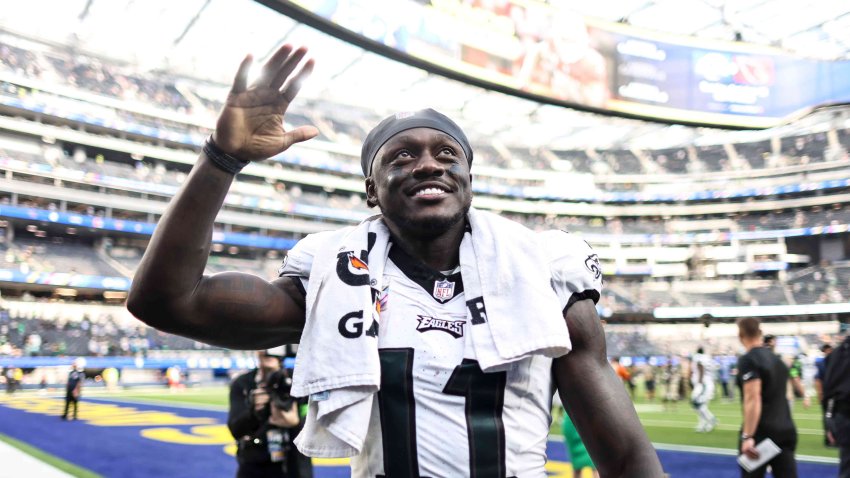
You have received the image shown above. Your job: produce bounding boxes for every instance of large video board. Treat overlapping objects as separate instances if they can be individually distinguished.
[272,0,850,128]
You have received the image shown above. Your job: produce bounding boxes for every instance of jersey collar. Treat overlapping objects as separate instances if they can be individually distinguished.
[388,242,464,304]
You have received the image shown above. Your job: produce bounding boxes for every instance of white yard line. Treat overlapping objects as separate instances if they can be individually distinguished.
[639,418,824,435]
[546,435,839,465]
[651,443,839,465]
[0,439,74,478]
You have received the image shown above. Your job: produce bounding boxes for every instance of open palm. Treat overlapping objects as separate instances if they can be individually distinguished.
[212,45,318,162]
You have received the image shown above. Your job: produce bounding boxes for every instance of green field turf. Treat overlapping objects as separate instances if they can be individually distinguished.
[627,397,836,459]
[114,387,229,407]
[111,383,839,460]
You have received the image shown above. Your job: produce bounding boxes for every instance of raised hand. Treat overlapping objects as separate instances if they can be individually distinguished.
[212,45,319,162]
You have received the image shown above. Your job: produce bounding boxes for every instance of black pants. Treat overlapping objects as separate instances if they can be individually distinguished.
[62,394,78,419]
[739,446,797,478]
[836,411,850,478]
[839,443,849,478]
[236,461,287,478]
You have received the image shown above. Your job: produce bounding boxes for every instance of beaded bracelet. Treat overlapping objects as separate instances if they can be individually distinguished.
[203,137,251,175]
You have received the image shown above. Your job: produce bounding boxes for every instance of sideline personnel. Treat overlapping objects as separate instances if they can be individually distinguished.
[736,318,798,478]
[823,331,850,477]
[229,350,307,478]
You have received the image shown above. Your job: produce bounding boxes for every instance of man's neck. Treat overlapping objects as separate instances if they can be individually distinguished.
[741,337,762,351]
[385,221,465,272]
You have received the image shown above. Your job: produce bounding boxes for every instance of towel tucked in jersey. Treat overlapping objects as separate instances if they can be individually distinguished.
[280,208,600,457]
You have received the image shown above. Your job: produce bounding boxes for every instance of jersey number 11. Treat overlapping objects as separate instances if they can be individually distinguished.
[378,348,509,478]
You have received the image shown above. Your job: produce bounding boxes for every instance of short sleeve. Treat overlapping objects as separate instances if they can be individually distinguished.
[277,233,326,293]
[738,354,761,383]
[538,230,604,313]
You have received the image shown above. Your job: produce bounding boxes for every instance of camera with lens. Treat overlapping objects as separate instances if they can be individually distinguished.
[265,368,296,411]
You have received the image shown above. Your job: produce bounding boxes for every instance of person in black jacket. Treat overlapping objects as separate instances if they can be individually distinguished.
[823,331,850,478]
[228,350,310,478]
[736,318,798,478]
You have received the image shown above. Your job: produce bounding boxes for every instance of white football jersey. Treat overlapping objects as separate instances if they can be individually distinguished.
[281,229,602,478]
[691,353,715,386]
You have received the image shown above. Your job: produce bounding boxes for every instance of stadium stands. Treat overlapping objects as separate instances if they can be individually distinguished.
[788,264,850,304]
[0,35,847,339]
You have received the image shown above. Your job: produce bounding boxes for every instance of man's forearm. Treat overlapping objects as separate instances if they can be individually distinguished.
[742,395,761,436]
[555,300,664,477]
[127,153,234,322]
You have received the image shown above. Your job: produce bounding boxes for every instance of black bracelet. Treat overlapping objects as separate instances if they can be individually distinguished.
[203,137,251,175]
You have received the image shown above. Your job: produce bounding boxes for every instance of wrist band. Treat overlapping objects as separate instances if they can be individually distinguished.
[741,433,753,440]
[203,137,250,175]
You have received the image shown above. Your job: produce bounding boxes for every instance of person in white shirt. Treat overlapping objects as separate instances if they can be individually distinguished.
[691,346,717,432]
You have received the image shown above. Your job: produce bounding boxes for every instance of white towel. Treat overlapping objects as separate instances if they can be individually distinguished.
[462,209,573,370]
[291,208,570,457]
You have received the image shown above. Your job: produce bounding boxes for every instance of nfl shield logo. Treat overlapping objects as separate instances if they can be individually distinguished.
[433,279,455,301]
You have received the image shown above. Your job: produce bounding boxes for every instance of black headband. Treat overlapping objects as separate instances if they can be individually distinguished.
[360,108,473,177]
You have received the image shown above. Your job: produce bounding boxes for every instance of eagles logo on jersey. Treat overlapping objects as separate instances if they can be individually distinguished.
[585,253,601,280]
[416,315,465,338]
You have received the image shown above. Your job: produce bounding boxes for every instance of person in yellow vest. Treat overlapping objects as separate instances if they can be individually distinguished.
[102,367,119,392]
[12,367,23,393]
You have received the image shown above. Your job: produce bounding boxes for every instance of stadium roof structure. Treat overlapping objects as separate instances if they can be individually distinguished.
[580,0,850,60]
[1,0,849,149]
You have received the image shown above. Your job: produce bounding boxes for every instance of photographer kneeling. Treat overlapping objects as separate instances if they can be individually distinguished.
[228,349,311,478]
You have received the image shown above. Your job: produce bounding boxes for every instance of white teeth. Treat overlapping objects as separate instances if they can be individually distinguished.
[415,187,446,196]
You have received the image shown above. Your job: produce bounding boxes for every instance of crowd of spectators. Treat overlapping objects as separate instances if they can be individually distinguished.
[29,139,850,239]
[0,301,837,367]
[3,137,850,245]
[503,206,850,236]
[0,305,212,358]
[736,206,850,232]
[1,43,192,113]
[3,39,848,179]
[0,237,122,278]
[2,39,850,325]
[788,264,850,305]
[599,263,850,313]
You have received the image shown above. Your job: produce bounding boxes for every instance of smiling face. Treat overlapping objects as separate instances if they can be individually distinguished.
[366,127,472,238]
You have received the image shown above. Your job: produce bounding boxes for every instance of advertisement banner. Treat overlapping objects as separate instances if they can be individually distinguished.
[283,0,850,127]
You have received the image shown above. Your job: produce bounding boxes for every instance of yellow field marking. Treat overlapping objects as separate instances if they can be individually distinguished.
[313,457,352,466]
[0,396,215,426]
[142,425,233,445]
